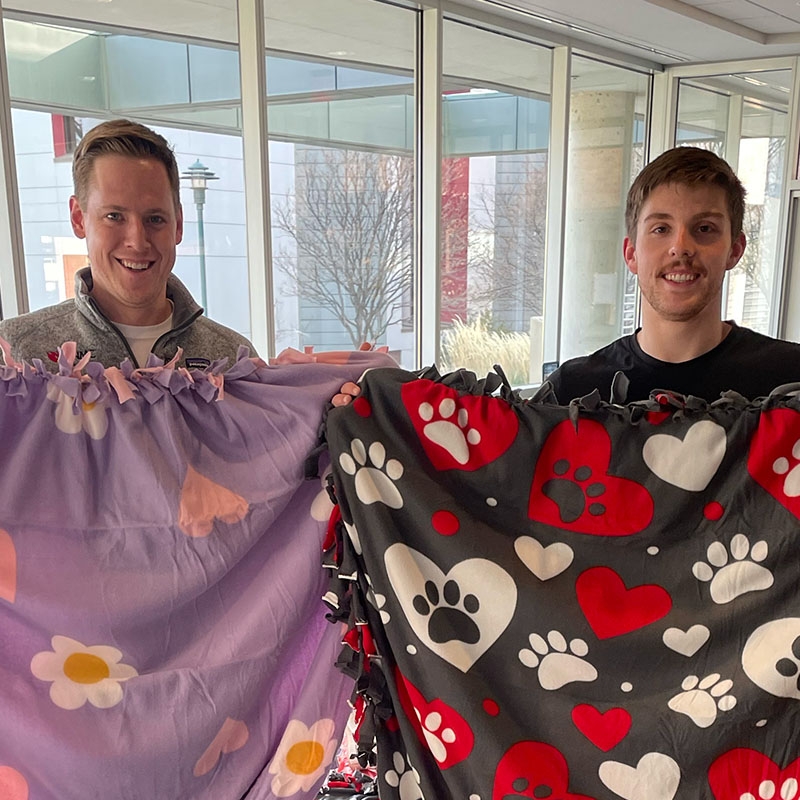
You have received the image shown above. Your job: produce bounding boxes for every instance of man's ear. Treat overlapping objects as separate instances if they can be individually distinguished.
[726,231,747,271]
[175,203,183,246]
[623,236,638,275]
[69,196,86,239]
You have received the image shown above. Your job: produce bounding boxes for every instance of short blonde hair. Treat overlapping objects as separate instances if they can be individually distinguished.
[72,119,180,210]
[626,146,746,242]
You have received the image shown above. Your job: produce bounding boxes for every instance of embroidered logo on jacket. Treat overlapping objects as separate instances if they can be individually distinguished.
[47,348,90,363]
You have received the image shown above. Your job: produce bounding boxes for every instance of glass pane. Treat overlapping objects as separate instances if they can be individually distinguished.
[440,20,551,385]
[6,15,252,341]
[675,70,791,334]
[559,56,650,362]
[728,100,787,331]
[676,84,729,153]
[3,0,239,44]
[266,0,416,366]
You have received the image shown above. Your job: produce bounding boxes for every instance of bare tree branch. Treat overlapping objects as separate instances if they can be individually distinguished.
[274,148,413,346]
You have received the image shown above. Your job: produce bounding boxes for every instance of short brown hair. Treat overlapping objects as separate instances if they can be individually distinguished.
[72,119,181,210]
[626,146,746,242]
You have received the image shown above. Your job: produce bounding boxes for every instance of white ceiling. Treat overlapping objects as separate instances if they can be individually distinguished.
[3,0,800,67]
[471,0,800,63]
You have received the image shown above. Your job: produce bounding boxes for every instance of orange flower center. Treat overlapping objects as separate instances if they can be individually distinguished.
[285,740,324,775]
[82,401,96,412]
[63,653,110,684]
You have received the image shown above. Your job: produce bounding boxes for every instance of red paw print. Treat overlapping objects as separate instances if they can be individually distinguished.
[492,741,596,800]
[528,419,653,536]
[394,667,474,769]
[709,748,800,800]
[748,408,800,520]
[402,379,519,471]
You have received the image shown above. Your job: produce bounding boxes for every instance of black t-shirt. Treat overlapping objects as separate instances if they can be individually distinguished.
[548,325,800,403]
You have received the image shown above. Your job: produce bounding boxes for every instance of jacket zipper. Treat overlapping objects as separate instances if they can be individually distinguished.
[86,297,140,367]
[151,309,202,358]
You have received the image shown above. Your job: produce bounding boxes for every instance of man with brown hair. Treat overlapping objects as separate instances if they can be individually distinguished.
[0,119,255,368]
[546,145,800,403]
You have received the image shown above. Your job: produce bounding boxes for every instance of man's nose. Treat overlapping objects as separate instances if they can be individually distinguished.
[123,218,149,250]
[669,227,695,258]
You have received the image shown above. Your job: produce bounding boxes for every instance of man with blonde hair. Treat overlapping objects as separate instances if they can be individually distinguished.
[0,119,255,368]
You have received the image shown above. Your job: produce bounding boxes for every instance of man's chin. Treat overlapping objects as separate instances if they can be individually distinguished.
[644,297,716,323]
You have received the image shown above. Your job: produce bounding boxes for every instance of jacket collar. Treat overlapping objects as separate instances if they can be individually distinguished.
[73,267,202,331]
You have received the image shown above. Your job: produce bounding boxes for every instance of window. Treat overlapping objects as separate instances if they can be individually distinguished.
[440,20,551,385]
[676,70,791,334]
[265,0,416,366]
[5,16,252,340]
[560,56,650,362]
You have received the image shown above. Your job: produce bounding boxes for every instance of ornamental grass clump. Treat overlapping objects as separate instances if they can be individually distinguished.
[440,316,531,386]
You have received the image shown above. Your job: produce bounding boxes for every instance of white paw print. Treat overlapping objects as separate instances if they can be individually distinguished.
[692,534,773,604]
[668,673,736,728]
[518,630,597,690]
[419,399,481,465]
[412,707,456,766]
[772,437,800,496]
[366,574,390,624]
[384,751,423,800]
[740,777,800,800]
[339,438,404,509]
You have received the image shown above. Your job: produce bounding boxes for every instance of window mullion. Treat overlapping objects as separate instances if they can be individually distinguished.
[0,0,27,320]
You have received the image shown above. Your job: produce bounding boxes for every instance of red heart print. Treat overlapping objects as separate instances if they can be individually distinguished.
[709,748,800,799]
[402,379,519,471]
[571,704,631,751]
[492,741,596,800]
[576,567,672,639]
[528,419,653,536]
[395,667,474,769]
[748,408,800,520]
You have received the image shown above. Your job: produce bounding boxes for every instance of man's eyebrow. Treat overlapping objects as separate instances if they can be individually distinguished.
[641,212,673,223]
[98,204,171,214]
[641,210,726,223]
[691,210,726,220]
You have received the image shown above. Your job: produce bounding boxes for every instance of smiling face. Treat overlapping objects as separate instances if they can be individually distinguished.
[69,154,183,326]
[624,181,746,327]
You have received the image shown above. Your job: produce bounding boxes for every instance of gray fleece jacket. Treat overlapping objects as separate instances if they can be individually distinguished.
[0,268,257,369]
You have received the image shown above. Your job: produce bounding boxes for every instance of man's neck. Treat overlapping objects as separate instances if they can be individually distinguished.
[636,313,731,363]
[91,290,173,328]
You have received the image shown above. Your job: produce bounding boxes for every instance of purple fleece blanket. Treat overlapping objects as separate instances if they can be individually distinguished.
[0,344,394,800]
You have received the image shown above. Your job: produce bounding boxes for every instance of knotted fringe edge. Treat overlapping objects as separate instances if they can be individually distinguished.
[321,485,392,768]
[0,337,265,408]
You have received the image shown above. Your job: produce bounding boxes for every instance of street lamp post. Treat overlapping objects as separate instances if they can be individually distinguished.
[180,160,218,311]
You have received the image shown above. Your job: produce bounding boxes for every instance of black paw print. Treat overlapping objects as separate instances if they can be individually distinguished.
[503,777,554,799]
[776,634,800,691]
[542,460,606,524]
[413,579,480,645]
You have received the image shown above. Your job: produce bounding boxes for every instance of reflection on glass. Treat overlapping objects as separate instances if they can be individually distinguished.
[266,0,416,366]
[675,71,790,334]
[676,84,729,154]
[440,20,551,385]
[728,101,786,332]
[560,56,649,362]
